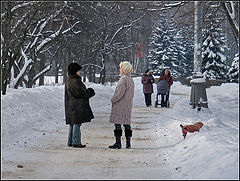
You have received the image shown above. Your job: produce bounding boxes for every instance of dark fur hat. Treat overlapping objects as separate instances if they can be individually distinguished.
[68,63,82,75]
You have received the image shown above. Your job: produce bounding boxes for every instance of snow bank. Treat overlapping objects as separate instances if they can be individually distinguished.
[1,77,239,179]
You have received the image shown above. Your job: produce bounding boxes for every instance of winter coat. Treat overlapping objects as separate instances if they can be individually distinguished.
[180,122,204,139]
[109,73,134,125]
[141,74,155,93]
[158,74,173,87]
[65,73,94,125]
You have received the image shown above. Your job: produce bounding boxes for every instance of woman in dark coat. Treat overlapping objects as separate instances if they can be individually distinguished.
[158,69,173,107]
[141,69,155,107]
[65,63,95,148]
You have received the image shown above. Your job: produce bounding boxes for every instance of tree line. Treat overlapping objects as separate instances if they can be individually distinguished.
[1,1,239,95]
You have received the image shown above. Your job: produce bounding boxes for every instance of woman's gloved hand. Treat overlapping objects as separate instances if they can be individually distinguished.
[87,88,95,97]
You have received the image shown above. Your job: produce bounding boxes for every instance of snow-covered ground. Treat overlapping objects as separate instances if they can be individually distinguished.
[1,77,239,179]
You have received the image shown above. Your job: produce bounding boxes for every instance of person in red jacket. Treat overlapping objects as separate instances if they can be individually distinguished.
[158,69,173,107]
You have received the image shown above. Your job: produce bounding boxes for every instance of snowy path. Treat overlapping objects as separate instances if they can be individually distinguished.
[2,104,181,179]
[2,79,238,179]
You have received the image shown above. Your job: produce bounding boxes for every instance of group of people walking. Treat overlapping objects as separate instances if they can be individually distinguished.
[141,69,173,107]
[64,61,172,149]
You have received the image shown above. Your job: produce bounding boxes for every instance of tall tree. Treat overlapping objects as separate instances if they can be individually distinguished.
[227,53,239,83]
[148,14,176,76]
[202,14,228,80]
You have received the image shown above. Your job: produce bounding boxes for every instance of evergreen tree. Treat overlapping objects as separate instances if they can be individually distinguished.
[180,26,194,77]
[173,27,194,77]
[148,15,179,76]
[202,17,228,80]
[148,16,193,77]
[228,53,239,83]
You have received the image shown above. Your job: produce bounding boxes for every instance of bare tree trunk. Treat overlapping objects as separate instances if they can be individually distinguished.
[83,68,87,82]
[99,53,106,85]
[39,54,45,86]
[55,66,59,84]
[27,65,35,88]
[88,65,93,82]
[2,2,13,95]
[101,67,106,84]
[92,59,96,83]
[63,50,68,84]
[55,53,61,84]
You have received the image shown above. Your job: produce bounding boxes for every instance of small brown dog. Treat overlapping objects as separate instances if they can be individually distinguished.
[180,122,204,139]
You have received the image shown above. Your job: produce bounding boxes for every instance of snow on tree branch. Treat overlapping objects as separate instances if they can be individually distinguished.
[33,64,52,81]
[147,1,187,11]
[9,48,33,88]
[11,10,30,34]
[36,21,64,53]
[1,2,38,18]
[62,20,82,34]
[222,2,239,45]
[82,63,102,69]
[109,14,146,45]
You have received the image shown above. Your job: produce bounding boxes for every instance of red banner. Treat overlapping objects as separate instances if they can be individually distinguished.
[136,42,143,58]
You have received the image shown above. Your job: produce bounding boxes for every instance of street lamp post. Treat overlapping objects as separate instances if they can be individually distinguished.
[190,1,208,109]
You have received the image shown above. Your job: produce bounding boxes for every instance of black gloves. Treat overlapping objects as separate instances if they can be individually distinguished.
[87,88,95,98]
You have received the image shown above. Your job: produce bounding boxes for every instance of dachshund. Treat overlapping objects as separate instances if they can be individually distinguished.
[180,122,204,139]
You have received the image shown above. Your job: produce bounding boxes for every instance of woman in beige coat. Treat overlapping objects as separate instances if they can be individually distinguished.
[109,61,134,149]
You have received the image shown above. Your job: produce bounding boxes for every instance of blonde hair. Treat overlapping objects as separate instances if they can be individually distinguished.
[119,61,132,74]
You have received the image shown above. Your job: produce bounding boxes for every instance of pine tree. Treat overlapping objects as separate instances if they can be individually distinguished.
[202,16,228,80]
[148,15,179,76]
[148,15,193,77]
[180,26,194,77]
[173,27,194,77]
[228,53,239,83]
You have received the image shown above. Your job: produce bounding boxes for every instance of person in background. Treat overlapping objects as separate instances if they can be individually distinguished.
[158,69,173,107]
[65,62,95,148]
[109,61,134,149]
[141,69,155,107]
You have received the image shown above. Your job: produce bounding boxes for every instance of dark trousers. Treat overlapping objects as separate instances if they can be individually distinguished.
[115,124,131,130]
[144,93,152,107]
[161,94,169,107]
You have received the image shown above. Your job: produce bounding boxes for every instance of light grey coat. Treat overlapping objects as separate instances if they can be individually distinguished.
[109,73,134,125]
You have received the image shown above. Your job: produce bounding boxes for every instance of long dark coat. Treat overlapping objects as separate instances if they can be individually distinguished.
[141,73,155,93]
[65,74,94,125]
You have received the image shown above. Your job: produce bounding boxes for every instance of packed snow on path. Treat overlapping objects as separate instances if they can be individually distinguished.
[1,77,239,179]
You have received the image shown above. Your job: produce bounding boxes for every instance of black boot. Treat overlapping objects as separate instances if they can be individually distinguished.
[125,130,132,148]
[109,130,122,149]
[72,144,86,148]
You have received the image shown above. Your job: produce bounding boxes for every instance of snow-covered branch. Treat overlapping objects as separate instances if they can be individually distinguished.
[36,21,64,53]
[62,20,82,34]
[222,2,239,45]
[33,64,52,81]
[11,10,30,34]
[109,14,146,45]
[147,1,187,11]
[226,2,239,32]
[9,48,33,88]
[1,1,38,18]
[82,63,102,69]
